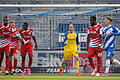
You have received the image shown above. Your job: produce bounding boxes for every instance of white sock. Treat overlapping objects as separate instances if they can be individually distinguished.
[105,60,110,74]
[112,59,120,66]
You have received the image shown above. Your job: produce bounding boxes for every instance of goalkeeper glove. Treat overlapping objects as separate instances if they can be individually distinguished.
[77,45,81,53]
[64,40,68,46]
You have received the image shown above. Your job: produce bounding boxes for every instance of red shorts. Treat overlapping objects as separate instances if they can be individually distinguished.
[88,47,103,58]
[20,43,33,57]
[0,45,10,54]
[9,48,18,56]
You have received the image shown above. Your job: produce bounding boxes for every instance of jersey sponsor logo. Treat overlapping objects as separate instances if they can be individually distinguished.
[3,32,10,34]
[24,36,31,38]
[90,31,96,34]
[69,39,75,40]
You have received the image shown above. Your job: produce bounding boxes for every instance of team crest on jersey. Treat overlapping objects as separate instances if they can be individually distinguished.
[74,35,76,37]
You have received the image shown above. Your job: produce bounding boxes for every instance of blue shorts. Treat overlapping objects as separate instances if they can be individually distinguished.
[105,47,115,59]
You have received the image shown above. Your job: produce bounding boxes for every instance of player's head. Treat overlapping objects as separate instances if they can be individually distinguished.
[69,24,74,33]
[10,20,15,28]
[23,22,28,30]
[90,15,97,26]
[3,16,9,26]
[104,17,112,26]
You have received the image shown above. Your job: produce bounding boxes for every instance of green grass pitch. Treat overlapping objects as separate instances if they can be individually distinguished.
[0,74,120,80]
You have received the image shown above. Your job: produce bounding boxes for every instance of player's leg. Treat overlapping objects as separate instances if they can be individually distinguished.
[0,49,4,73]
[27,43,33,75]
[59,58,67,75]
[73,51,80,75]
[88,47,96,75]
[103,48,113,76]
[21,49,26,75]
[59,51,69,75]
[21,56,26,75]
[9,49,13,74]
[110,52,120,66]
[5,45,10,75]
[27,50,33,75]
[95,48,103,76]
[13,48,18,74]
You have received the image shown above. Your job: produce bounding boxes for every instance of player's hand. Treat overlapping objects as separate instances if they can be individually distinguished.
[35,43,38,49]
[103,33,106,37]
[110,32,112,35]
[64,40,68,46]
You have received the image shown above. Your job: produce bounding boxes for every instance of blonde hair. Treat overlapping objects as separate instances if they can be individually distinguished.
[69,24,74,27]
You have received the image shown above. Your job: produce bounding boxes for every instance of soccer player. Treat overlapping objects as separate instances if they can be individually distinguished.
[59,24,80,75]
[0,16,13,75]
[9,21,20,75]
[19,22,38,75]
[87,15,103,76]
[102,17,120,76]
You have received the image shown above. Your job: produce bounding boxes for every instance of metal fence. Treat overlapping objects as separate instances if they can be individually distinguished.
[1,6,120,73]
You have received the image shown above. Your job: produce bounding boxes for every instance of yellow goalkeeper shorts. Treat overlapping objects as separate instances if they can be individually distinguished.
[64,50,78,60]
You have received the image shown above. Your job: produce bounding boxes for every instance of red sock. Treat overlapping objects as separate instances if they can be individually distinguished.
[97,58,102,73]
[89,57,95,70]
[28,59,32,69]
[22,60,25,72]
[0,56,4,67]
[6,57,9,71]
[14,59,17,71]
[9,60,12,72]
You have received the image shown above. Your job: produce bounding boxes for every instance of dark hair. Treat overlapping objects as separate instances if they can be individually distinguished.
[10,20,14,24]
[90,15,97,21]
[23,22,28,26]
[3,16,8,19]
[106,17,112,22]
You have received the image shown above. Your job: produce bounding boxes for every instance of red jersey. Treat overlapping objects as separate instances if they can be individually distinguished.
[10,28,19,49]
[19,28,34,48]
[0,24,12,48]
[88,24,103,47]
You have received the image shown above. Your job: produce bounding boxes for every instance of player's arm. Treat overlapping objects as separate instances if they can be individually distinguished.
[87,34,90,50]
[101,27,106,38]
[110,27,120,36]
[63,33,68,46]
[111,32,120,36]
[32,31,38,49]
[99,27,103,45]
[97,34,102,51]
[87,29,90,50]
[14,31,25,44]
[97,26,103,51]
[76,33,80,53]
[32,36,37,49]
[9,26,15,38]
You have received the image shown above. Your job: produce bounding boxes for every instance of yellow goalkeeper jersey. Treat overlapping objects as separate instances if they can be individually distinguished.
[64,31,80,52]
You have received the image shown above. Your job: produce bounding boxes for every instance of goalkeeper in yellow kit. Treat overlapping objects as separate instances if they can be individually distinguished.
[59,24,80,75]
